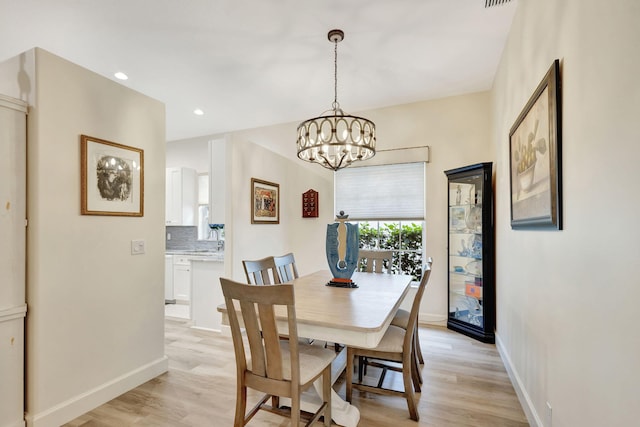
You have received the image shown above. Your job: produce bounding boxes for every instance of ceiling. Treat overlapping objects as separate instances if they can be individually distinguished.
[0,0,517,142]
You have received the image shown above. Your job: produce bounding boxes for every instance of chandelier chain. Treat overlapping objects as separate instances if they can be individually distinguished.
[333,37,339,111]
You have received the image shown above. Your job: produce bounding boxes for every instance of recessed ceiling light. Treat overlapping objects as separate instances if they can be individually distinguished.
[114,72,128,80]
[194,109,204,116]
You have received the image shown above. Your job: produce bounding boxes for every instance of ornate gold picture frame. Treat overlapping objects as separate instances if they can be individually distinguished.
[81,135,144,216]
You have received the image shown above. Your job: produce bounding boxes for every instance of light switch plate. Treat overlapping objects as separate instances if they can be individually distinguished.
[131,239,145,255]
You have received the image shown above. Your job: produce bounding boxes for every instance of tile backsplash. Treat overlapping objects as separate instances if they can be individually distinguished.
[166,226,221,251]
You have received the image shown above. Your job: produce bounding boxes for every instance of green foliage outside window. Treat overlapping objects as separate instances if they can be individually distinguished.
[358,221,424,281]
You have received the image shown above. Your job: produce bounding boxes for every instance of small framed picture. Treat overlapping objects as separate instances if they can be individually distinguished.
[450,206,467,231]
[251,178,279,224]
[81,135,144,216]
[509,59,562,229]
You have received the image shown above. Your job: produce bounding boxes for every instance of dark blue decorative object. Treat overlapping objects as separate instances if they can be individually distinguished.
[325,211,359,283]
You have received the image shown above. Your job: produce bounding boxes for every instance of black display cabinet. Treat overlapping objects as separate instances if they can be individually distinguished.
[444,162,495,343]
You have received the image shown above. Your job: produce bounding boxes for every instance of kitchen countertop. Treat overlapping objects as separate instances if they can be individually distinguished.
[166,250,224,260]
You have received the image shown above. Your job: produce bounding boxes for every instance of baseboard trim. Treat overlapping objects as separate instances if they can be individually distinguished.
[190,325,219,333]
[495,332,543,427]
[25,356,169,427]
[419,312,447,327]
[4,419,26,427]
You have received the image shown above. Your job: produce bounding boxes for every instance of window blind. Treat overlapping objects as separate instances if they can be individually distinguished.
[334,162,425,220]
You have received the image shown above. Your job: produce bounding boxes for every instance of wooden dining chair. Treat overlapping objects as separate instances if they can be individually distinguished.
[274,252,299,282]
[243,256,280,285]
[357,250,427,384]
[391,257,433,376]
[346,262,432,421]
[358,249,393,273]
[220,278,335,426]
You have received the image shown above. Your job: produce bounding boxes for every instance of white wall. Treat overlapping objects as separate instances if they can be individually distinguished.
[23,49,168,426]
[166,136,210,173]
[491,1,640,426]
[167,92,491,323]
[226,124,334,282]
[361,92,493,322]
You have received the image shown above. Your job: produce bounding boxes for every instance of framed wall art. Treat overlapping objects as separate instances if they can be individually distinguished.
[509,59,562,229]
[251,178,279,224]
[81,135,144,216]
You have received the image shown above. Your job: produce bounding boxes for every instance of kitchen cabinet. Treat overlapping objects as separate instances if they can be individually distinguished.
[172,256,192,302]
[208,139,226,224]
[191,259,225,331]
[164,255,175,303]
[445,162,495,343]
[165,167,197,225]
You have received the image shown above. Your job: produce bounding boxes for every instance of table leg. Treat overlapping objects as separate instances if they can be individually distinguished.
[280,346,361,427]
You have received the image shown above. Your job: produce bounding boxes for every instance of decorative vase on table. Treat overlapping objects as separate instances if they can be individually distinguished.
[326,211,359,287]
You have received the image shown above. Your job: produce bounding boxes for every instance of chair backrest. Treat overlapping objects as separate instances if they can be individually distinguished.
[243,256,281,285]
[358,249,393,273]
[403,258,433,349]
[274,252,299,282]
[220,277,301,391]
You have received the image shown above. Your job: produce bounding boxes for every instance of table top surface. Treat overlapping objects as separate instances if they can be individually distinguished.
[218,270,413,347]
[289,270,413,333]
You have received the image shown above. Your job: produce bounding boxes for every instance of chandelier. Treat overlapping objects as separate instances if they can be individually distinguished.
[296,29,376,172]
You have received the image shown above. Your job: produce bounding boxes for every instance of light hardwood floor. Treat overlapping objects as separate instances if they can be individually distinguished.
[65,318,529,426]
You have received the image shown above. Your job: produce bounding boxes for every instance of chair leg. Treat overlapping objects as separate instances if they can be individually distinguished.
[346,348,354,402]
[323,365,332,427]
[291,390,300,426]
[235,385,247,427]
[402,356,419,421]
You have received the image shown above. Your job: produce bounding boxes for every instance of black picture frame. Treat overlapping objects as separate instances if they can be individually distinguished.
[509,59,562,229]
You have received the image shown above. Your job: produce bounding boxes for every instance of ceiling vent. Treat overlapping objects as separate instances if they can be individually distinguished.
[485,0,512,7]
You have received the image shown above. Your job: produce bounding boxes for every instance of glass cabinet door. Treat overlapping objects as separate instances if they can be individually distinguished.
[445,163,495,343]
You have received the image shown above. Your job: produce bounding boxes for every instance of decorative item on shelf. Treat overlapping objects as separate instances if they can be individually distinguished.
[469,234,483,259]
[296,29,376,171]
[466,205,482,232]
[458,234,482,259]
[302,189,319,218]
[325,211,359,287]
[465,260,482,276]
[465,281,483,299]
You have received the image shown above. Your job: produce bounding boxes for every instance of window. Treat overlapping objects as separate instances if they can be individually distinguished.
[335,162,426,280]
[360,220,423,280]
[334,162,425,220]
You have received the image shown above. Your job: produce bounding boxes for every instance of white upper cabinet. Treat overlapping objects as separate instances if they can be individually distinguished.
[165,167,197,225]
[198,174,209,205]
[209,139,226,225]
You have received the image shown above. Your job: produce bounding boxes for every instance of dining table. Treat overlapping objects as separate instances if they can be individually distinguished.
[217,269,414,427]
